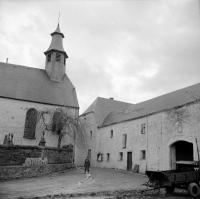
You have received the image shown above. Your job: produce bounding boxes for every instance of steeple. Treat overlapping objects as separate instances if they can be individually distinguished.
[44,23,68,82]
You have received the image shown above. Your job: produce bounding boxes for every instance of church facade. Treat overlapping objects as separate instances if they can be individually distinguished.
[0,24,80,160]
[81,84,200,173]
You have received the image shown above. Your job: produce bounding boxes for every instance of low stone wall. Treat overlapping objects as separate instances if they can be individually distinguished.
[0,145,73,166]
[0,163,74,180]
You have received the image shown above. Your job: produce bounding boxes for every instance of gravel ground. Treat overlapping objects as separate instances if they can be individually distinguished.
[17,189,191,199]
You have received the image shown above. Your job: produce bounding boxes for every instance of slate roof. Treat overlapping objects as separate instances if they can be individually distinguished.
[0,62,79,108]
[101,83,200,127]
[81,97,133,127]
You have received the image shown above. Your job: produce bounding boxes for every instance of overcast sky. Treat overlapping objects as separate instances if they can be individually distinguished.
[0,0,200,113]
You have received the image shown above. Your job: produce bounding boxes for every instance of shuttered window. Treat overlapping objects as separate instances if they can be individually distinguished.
[23,108,37,139]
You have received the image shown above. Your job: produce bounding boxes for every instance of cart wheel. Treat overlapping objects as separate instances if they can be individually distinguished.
[166,186,175,194]
[188,183,200,197]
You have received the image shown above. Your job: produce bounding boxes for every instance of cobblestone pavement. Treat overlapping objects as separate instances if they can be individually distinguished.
[0,167,191,199]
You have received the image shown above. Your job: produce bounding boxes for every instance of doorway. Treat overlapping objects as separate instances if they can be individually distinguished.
[127,152,132,170]
[170,141,193,170]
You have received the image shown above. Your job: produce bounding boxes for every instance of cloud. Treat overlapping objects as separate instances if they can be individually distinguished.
[0,0,199,113]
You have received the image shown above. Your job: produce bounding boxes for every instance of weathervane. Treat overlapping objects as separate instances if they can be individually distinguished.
[58,10,61,24]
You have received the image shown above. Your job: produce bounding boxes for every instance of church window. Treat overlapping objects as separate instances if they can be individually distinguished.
[23,108,37,139]
[56,53,61,62]
[52,111,62,132]
[47,54,51,62]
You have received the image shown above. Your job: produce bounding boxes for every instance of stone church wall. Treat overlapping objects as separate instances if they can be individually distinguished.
[0,98,78,148]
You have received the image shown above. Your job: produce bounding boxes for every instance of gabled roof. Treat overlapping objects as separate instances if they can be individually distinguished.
[101,83,200,127]
[81,97,133,127]
[0,62,79,108]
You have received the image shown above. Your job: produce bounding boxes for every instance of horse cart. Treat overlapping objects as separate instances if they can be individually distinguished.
[146,164,200,197]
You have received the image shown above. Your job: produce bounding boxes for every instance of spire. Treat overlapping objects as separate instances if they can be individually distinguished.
[44,23,68,58]
[51,23,64,38]
[44,23,68,82]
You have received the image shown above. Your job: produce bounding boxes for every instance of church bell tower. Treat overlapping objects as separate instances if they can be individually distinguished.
[44,23,68,82]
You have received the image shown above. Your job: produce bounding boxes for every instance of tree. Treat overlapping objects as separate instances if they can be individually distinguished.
[52,110,79,149]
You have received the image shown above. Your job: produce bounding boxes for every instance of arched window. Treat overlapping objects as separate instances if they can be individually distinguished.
[23,108,37,139]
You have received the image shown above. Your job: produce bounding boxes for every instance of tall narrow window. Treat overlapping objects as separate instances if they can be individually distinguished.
[23,108,37,139]
[90,131,93,139]
[122,134,127,149]
[141,123,146,134]
[119,152,123,161]
[140,150,146,160]
[110,130,113,138]
[52,111,62,132]
[106,153,110,162]
[56,53,61,62]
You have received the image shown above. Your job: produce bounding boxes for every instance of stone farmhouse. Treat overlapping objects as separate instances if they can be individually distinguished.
[0,24,80,161]
[80,83,200,173]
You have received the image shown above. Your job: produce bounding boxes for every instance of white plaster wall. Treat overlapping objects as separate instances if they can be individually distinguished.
[77,113,98,167]
[86,102,200,173]
[0,98,78,149]
[95,117,149,173]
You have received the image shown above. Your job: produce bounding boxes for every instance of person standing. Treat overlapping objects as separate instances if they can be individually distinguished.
[84,158,90,174]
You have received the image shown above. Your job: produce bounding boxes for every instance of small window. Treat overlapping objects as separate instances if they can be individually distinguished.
[97,153,103,162]
[140,150,146,160]
[90,131,93,139]
[141,123,146,134]
[106,153,110,162]
[122,134,127,149]
[119,152,123,161]
[56,53,61,62]
[110,130,113,138]
[47,54,51,62]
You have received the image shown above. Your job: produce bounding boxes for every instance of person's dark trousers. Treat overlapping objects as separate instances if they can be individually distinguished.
[84,168,89,173]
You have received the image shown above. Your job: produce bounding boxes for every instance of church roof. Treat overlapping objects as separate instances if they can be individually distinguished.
[0,62,79,108]
[101,83,200,127]
[81,97,133,127]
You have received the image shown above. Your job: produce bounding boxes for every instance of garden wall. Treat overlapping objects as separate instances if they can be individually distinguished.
[0,145,74,180]
[0,163,74,180]
[0,145,73,166]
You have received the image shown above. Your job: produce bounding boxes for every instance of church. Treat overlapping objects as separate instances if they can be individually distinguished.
[0,24,79,158]
[80,83,200,173]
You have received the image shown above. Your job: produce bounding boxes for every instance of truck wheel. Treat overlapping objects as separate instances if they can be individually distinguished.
[188,183,200,197]
[166,186,175,194]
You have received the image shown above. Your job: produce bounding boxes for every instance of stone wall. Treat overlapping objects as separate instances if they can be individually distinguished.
[0,145,73,166]
[0,98,77,148]
[0,163,74,180]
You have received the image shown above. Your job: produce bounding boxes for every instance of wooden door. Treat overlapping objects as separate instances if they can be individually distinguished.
[127,152,132,170]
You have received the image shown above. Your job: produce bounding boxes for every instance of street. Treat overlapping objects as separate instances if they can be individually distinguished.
[0,167,191,199]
